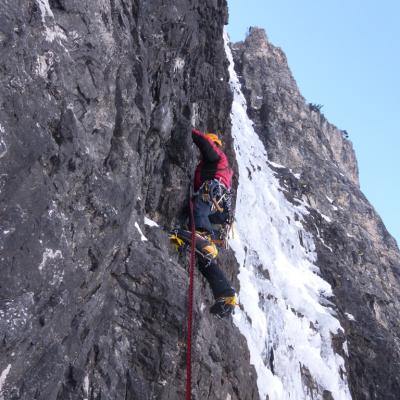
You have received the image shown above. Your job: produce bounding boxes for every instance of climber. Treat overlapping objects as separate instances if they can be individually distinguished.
[192,128,234,240]
[170,128,237,317]
[191,128,237,318]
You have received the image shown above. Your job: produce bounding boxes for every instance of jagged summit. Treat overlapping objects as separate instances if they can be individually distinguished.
[233,26,360,187]
[235,27,301,102]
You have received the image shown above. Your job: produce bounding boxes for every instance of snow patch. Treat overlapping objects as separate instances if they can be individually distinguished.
[0,138,7,159]
[38,248,62,271]
[45,25,67,43]
[267,160,286,169]
[144,216,159,227]
[36,1,68,45]
[134,222,148,242]
[48,200,60,217]
[343,341,349,357]
[224,30,351,400]
[319,212,332,223]
[37,0,54,22]
[191,103,199,127]
[320,237,334,252]
[34,55,49,78]
[173,57,185,72]
[0,124,5,133]
[0,364,11,399]
[325,196,338,211]
[345,313,356,321]
[83,374,89,400]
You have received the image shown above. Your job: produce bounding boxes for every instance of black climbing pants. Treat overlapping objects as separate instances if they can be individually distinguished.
[193,195,229,239]
[198,258,235,299]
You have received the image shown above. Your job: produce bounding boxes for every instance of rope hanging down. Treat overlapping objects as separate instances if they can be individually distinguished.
[185,195,196,400]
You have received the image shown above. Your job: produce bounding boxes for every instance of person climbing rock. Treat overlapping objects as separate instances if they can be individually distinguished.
[191,128,237,318]
[170,128,238,318]
[191,128,234,240]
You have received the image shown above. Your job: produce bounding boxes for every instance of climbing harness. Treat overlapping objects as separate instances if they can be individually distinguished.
[195,179,230,214]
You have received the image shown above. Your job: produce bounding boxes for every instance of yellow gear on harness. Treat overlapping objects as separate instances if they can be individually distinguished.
[169,232,185,251]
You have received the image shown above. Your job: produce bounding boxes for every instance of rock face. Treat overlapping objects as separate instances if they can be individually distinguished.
[232,27,400,400]
[0,1,258,399]
[1,1,399,398]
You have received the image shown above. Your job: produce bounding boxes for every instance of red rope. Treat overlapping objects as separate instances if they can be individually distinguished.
[185,195,196,400]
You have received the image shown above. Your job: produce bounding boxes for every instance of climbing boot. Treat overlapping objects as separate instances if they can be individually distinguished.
[210,294,238,318]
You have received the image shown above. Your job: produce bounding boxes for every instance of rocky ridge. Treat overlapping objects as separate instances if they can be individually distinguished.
[232,27,400,400]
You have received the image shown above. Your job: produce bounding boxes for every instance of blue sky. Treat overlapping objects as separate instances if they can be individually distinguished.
[227,0,400,246]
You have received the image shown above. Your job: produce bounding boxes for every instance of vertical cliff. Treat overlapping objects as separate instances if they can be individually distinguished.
[231,27,400,400]
[1,2,399,400]
[0,1,258,399]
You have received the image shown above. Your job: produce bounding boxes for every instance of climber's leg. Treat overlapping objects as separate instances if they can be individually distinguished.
[193,195,215,237]
[197,258,235,299]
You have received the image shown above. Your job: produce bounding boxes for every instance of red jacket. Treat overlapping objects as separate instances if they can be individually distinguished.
[192,129,233,191]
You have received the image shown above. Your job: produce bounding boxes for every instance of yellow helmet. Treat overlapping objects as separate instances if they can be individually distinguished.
[206,133,222,146]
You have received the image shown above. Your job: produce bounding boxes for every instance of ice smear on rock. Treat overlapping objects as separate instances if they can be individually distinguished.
[224,30,352,400]
[0,365,11,400]
[37,0,54,22]
[36,0,68,44]
[134,222,148,242]
[144,216,159,227]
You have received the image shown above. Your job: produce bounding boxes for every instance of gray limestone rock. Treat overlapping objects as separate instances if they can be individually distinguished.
[0,1,257,399]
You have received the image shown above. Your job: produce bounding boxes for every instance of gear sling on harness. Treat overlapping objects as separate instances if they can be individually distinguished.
[195,179,228,213]
[193,179,232,250]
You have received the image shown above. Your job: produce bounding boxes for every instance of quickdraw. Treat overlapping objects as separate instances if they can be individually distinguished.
[197,179,229,214]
